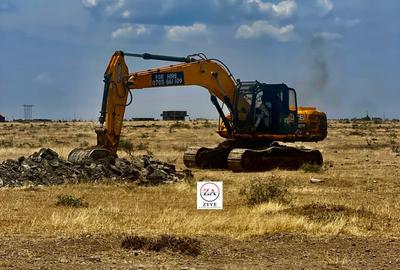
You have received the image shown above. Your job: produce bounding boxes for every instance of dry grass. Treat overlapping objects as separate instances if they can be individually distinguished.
[0,120,400,239]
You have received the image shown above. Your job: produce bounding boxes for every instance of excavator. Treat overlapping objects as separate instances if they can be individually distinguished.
[68,51,327,172]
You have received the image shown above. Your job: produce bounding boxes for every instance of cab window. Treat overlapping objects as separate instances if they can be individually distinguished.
[289,89,297,112]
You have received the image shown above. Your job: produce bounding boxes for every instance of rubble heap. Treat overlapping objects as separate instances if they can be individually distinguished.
[0,148,192,188]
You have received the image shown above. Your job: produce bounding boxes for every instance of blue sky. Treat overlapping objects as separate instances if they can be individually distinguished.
[0,0,399,120]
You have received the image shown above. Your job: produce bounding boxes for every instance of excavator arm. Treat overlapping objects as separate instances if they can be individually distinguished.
[69,51,243,162]
[95,51,130,154]
[125,53,245,136]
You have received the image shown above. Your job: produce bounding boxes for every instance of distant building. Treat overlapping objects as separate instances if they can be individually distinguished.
[0,114,5,122]
[160,111,188,121]
[130,117,156,121]
[372,117,383,122]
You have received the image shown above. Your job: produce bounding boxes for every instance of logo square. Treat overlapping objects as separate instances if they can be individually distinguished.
[197,181,223,210]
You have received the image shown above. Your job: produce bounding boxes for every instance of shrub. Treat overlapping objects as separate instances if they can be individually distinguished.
[169,122,191,132]
[323,160,334,170]
[80,141,89,147]
[119,137,135,157]
[0,138,14,148]
[282,202,374,224]
[349,130,366,136]
[56,194,88,208]
[136,142,148,151]
[240,176,292,205]
[172,143,188,152]
[202,120,217,128]
[391,144,400,154]
[301,163,322,173]
[76,133,89,138]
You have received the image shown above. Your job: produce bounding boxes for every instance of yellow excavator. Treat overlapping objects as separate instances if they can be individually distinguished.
[68,51,327,172]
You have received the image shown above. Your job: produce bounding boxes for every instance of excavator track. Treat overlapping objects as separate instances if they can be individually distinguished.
[225,148,247,172]
[183,142,233,169]
[183,140,322,172]
[227,146,323,172]
[183,147,204,168]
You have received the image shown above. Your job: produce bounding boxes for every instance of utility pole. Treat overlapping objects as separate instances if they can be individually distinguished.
[23,104,34,121]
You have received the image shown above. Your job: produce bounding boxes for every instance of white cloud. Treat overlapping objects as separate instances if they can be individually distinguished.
[271,0,297,17]
[121,10,130,18]
[214,0,239,6]
[313,31,343,41]
[111,24,149,39]
[34,73,53,85]
[316,0,333,14]
[81,0,99,8]
[246,0,297,18]
[165,23,207,42]
[346,18,361,27]
[334,17,361,27]
[106,0,126,13]
[235,20,294,42]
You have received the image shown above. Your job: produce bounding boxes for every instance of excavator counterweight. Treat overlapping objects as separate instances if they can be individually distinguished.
[68,51,327,171]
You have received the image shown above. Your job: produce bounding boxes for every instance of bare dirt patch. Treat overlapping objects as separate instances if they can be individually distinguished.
[0,234,399,269]
[121,234,201,256]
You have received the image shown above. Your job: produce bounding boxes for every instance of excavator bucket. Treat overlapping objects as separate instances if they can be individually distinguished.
[67,51,128,165]
[67,147,115,163]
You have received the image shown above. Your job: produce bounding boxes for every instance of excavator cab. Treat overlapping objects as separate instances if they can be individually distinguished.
[234,81,298,135]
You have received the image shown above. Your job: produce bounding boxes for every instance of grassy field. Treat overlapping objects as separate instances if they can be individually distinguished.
[1,120,400,268]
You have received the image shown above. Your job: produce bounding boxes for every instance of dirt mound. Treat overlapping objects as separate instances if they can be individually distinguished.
[121,235,201,256]
[0,148,193,188]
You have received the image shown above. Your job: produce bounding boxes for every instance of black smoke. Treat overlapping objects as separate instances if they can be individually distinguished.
[309,36,329,92]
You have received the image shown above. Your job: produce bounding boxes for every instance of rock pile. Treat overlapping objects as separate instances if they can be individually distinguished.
[0,148,193,188]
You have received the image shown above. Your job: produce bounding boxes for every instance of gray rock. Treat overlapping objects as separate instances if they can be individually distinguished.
[39,148,59,160]
[0,148,191,188]
[146,169,168,185]
[49,159,60,168]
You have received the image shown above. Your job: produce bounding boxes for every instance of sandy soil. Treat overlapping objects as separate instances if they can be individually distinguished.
[1,234,399,269]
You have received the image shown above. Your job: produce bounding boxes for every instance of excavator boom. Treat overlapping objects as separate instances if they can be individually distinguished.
[103,51,240,148]
[68,51,327,171]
